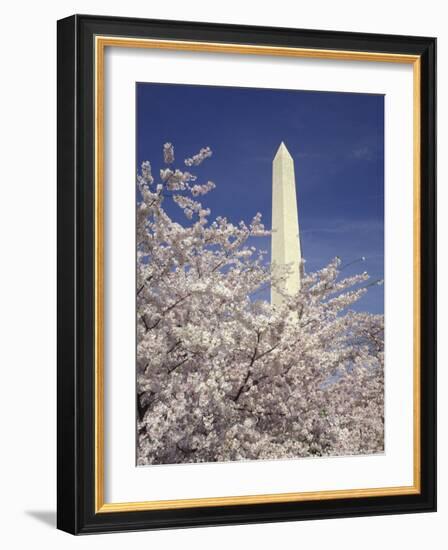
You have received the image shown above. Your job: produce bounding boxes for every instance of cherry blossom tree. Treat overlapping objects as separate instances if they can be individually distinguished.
[136,143,384,465]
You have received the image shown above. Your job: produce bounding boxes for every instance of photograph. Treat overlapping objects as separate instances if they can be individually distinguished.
[135,83,385,466]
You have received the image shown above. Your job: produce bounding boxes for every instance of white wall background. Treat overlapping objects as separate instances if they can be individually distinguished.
[0,1,444,547]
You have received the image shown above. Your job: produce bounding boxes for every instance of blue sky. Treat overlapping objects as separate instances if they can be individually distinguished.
[137,83,384,314]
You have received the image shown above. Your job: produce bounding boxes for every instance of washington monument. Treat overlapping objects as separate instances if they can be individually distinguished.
[271,142,302,307]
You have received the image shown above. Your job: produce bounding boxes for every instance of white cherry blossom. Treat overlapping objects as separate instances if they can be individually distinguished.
[136,144,384,465]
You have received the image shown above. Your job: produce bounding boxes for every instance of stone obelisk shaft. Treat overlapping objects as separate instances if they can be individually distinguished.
[271,142,302,307]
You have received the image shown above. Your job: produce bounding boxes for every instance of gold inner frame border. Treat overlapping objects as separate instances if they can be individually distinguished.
[94,35,421,513]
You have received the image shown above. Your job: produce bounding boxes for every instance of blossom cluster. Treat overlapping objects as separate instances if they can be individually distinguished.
[136,143,384,465]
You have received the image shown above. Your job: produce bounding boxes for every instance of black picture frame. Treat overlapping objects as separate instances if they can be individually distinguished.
[57,14,436,534]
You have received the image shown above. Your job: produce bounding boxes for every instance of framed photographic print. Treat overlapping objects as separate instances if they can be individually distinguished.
[57,14,436,534]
